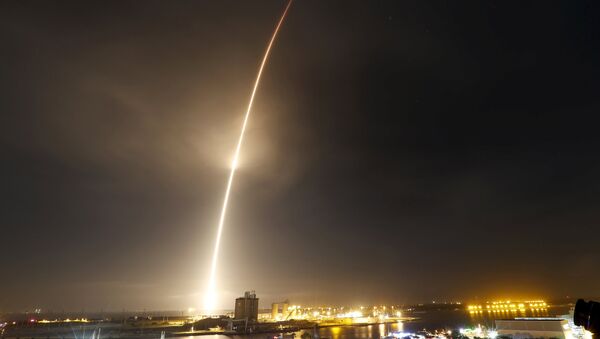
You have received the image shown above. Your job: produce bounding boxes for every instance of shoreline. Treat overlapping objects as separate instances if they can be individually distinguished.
[172,317,418,337]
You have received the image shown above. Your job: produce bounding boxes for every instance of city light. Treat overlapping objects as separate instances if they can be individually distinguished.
[36,318,89,324]
[0,2,594,339]
[468,300,548,314]
[336,311,363,318]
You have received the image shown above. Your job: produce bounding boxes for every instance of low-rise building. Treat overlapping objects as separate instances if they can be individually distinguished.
[495,318,571,339]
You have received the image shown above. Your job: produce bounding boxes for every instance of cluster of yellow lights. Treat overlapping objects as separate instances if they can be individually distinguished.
[270,305,403,322]
[468,300,547,313]
[336,311,364,319]
[37,318,89,324]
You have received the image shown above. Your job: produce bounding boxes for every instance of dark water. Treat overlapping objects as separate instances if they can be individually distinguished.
[182,306,571,339]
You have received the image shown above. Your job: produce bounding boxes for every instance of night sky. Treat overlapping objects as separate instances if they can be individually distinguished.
[1,1,600,312]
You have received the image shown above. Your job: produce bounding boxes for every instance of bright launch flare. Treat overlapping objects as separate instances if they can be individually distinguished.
[204,0,293,312]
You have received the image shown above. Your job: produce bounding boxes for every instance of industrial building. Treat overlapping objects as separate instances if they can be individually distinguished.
[495,318,572,339]
[234,291,259,322]
[271,300,289,321]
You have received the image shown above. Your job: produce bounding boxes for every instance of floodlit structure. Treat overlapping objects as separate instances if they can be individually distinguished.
[234,291,259,322]
[271,300,289,321]
[468,300,548,314]
[495,318,572,339]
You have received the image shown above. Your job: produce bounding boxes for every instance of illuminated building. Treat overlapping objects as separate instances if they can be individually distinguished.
[495,318,572,339]
[271,300,289,321]
[467,300,548,314]
[234,291,259,322]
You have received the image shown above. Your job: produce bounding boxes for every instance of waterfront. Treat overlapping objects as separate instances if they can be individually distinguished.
[169,306,572,339]
[1,303,574,339]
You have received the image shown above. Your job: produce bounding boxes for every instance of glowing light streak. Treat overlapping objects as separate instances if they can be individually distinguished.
[203,0,293,312]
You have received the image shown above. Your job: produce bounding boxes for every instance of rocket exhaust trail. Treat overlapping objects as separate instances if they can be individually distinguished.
[204,0,293,312]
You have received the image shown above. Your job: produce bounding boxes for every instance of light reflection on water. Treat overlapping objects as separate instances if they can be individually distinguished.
[169,322,405,339]
[170,307,568,339]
